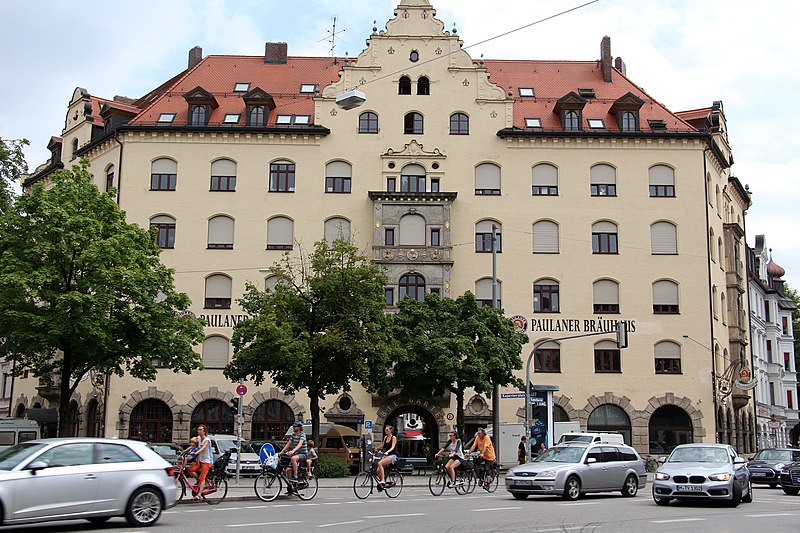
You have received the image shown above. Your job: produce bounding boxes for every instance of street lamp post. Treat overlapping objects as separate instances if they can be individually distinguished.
[491,224,500,454]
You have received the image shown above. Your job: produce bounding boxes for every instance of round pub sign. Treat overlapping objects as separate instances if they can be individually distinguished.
[739,368,751,381]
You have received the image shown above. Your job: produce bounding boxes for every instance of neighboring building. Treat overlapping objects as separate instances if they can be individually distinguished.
[18,0,753,456]
[748,236,799,447]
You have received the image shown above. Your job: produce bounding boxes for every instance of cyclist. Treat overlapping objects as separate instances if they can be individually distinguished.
[187,425,213,501]
[468,427,496,488]
[279,421,308,484]
[435,430,465,487]
[373,425,398,491]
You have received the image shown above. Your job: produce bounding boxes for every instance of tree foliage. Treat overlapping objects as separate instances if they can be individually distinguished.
[388,292,527,439]
[0,137,29,214]
[225,239,392,443]
[0,161,206,436]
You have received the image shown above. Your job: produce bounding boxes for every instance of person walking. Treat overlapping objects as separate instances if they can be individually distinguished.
[518,436,527,464]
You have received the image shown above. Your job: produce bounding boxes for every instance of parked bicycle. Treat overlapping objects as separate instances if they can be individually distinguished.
[254,453,318,502]
[173,449,231,505]
[428,455,474,496]
[353,451,404,499]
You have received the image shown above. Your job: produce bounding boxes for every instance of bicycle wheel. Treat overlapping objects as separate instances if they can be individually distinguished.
[485,466,499,493]
[428,469,446,496]
[353,471,373,499]
[175,476,187,503]
[384,471,403,498]
[254,471,282,502]
[465,468,478,494]
[203,474,228,505]
[295,475,319,500]
[454,470,471,495]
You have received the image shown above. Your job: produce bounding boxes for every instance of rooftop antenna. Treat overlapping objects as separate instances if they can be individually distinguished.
[319,15,346,64]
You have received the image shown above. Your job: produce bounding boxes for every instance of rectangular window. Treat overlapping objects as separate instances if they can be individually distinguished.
[150,173,177,191]
[325,176,351,193]
[476,299,501,308]
[211,175,236,191]
[534,349,561,372]
[430,228,440,247]
[782,316,789,335]
[234,82,250,92]
[592,233,618,254]
[152,223,176,249]
[649,185,675,197]
[766,340,773,363]
[385,288,395,306]
[653,304,679,314]
[223,114,240,124]
[533,284,559,313]
[430,179,440,192]
[587,119,605,129]
[157,113,176,123]
[593,303,619,314]
[519,87,535,97]
[595,349,621,373]
[385,228,395,246]
[590,184,616,196]
[532,185,558,196]
[387,178,396,192]
[525,117,542,128]
[276,115,292,124]
[269,163,295,192]
[400,175,426,192]
[785,352,791,371]
[764,301,771,321]
[475,233,501,253]
[655,358,681,374]
[299,84,316,94]
[204,297,232,309]
[789,390,794,410]
[769,382,775,405]
[294,115,310,124]
[429,287,440,296]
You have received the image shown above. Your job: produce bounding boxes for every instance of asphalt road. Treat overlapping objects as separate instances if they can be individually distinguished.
[4,484,800,532]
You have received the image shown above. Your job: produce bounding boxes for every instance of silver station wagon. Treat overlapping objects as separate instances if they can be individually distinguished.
[505,442,646,500]
[0,438,177,527]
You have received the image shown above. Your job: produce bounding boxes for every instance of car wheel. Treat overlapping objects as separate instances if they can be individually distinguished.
[742,479,753,503]
[783,487,800,495]
[125,487,163,527]
[728,481,742,507]
[621,474,638,497]
[562,476,581,501]
[512,493,529,500]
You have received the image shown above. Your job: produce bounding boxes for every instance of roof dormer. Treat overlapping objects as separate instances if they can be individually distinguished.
[554,92,587,131]
[609,92,644,132]
[183,86,218,126]
[242,87,276,127]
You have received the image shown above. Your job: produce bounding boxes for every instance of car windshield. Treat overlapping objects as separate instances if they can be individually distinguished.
[535,446,586,463]
[216,440,238,453]
[669,447,729,463]
[238,443,255,454]
[343,436,360,448]
[752,449,794,462]
[559,435,593,444]
[151,445,178,456]
[0,442,47,470]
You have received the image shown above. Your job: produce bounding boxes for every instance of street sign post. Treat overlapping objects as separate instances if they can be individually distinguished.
[236,384,247,396]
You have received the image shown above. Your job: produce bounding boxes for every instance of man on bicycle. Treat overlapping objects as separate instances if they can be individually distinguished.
[279,421,308,484]
[468,427,496,488]
[187,424,213,501]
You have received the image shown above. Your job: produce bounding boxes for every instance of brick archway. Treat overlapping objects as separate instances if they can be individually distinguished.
[642,393,705,449]
[245,388,305,441]
[580,392,642,451]
[118,387,179,440]
[374,395,449,449]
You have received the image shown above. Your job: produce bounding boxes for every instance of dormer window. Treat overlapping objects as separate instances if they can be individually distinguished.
[609,92,644,132]
[554,92,587,132]
[190,105,207,125]
[519,87,535,98]
[564,111,580,131]
[300,84,316,94]
[183,86,218,127]
[620,111,637,131]
[234,82,250,92]
[158,113,176,124]
[249,106,265,126]
[242,86,276,127]
[525,118,542,128]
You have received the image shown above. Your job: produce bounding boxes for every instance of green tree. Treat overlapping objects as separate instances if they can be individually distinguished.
[388,292,527,439]
[0,161,206,436]
[0,137,29,214]
[224,239,392,443]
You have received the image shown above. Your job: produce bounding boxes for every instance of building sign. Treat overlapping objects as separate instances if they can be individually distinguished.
[528,317,636,334]
[200,314,249,328]
[510,315,527,332]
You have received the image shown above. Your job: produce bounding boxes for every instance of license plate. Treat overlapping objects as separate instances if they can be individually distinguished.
[751,472,766,477]
[515,479,533,486]
[676,485,703,492]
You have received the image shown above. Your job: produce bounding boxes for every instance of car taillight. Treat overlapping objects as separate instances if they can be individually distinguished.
[165,467,175,477]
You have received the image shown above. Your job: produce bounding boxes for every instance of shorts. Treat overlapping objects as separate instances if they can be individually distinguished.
[375,454,397,464]
[451,456,466,466]
[188,461,212,482]
[293,453,307,462]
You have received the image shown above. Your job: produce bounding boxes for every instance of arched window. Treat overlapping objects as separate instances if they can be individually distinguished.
[588,404,631,445]
[649,405,693,454]
[417,76,430,95]
[150,215,176,249]
[151,158,177,191]
[324,217,351,244]
[404,112,423,134]
[563,110,580,131]
[532,163,558,195]
[651,221,678,254]
[191,399,234,435]
[450,112,469,135]
[252,400,296,440]
[400,164,426,192]
[325,161,352,193]
[720,293,727,325]
[105,164,115,192]
[649,165,675,197]
[554,405,569,422]
[71,138,79,158]
[205,274,232,309]
[594,340,621,373]
[533,279,559,313]
[474,163,500,195]
[202,336,230,368]
[718,237,724,267]
[267,216,293,250]
[652,280,679,314]
[86,399,101,437]
[249,105,265,126]
[208,215,234,249]
[655,341,681,374]
[475,220,501,253]
[399,273,425,302]
[534,340,561,373]
[532,220,559,253]
[706,173,713,205]
[190,105,207,126]
[398,76,412,95]
[129,399,173,442]
[474,278,501,308]
[590,164,616,196]
[358,112,378,134]
[593,279,619,313]
[712,285,718,318]
[210,159,237,191]
[269,161,295,192]
[620,111,637,131]
[65,400,80,437]
[709,228,716,261]
[399,214,426,246]
[592,221,618,254]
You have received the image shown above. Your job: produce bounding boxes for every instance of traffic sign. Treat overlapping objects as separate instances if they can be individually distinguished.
[501,392,526,399]
[357,414,364,424]
[235,384,247,396]
[365,420,373,430]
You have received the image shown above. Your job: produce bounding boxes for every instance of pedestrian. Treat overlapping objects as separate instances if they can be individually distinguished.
[537,442,547,456]
[518,436,527,464]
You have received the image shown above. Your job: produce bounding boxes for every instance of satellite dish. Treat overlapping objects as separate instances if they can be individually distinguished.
[335,88,366,110]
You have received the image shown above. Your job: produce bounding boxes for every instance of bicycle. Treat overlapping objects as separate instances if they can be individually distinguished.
[353,451,404,499]
[470,454,500,493]
[173,449,231,505]
[428,455,474,496]
[254,453,318,502]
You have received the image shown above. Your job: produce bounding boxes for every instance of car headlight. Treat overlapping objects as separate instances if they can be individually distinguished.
[781,467,790,474]
[775,463,785,470]
[536,470,557,478]
[708,473,731,481]
[654,472,670,481]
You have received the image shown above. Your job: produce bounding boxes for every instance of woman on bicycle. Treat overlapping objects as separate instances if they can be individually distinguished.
[374,425,397,491]
[187,425,213,501]
[435,431,465,487]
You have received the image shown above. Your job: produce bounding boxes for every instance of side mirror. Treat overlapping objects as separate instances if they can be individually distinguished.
[657,456,667,464]
[27,461,48,475]
[734,457,747,465]
[586,457,597,464]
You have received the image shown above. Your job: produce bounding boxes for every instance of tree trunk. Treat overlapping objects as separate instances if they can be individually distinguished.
[309,389,320,446]
[57,348,72,437]
[455,387,465,441]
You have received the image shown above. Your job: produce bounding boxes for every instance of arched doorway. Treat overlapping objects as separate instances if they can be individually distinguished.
[65,400,80,437]
[14,404,25,418]
[86,399,101,437]
[251,400,295,440]
[192,399,234,435]
[554,405,569,422]
[648,405,693,454]
[587,404,631,445]
[382,405,440,470]
[129,399,173,442]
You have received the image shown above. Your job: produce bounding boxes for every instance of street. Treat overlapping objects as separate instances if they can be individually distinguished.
[3,482,799,533]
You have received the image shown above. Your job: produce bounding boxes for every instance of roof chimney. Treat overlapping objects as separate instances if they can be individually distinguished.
[600,36,612,83]
[265,42,288,64]
[188,46,203,69]
[614,57,626,77]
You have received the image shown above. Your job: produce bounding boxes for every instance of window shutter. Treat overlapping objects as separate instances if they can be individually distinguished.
[475,278,498,300]
[532,164,558,186]
[475,163,501,190]
[326,161,352,177]
[533,221,559,253]
[648,165,674,186]
[399,214,426,245]
[208,216,234,246]
[152,158,177,174]
[655,341,681,359]
[590,164,616,184]
[205,275,232,299]
[593,280,619,304]
[651,222,677,254]
[652,281,679,305]
[211,159,236,176]
[268,217,293,246]
[202,337,229,368]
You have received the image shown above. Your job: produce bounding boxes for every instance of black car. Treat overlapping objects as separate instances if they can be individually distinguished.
[779,460,800,495]
[749,448,800,487]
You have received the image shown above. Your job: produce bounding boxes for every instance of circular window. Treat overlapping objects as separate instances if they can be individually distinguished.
[338,395,352,411]
[410,50,419,62]
[432,162,439,169]
[388,162,396,169]
[470,397,484,413]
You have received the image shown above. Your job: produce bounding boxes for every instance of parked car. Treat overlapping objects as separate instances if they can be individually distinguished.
[504,441,646,500]
[652,443,752,507]
[208,435,261,476]
[149,442,183,462]
[749,448,800,487]
[557,432,625,445]
[778,461,800,495]
[0,437,176,527]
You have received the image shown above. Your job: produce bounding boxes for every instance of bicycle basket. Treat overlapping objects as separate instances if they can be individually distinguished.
[263,455,278,470]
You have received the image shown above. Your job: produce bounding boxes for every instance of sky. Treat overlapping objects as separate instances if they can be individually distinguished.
[2,0,799,288]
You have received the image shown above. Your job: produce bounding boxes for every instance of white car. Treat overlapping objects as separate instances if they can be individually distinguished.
[0,437,177,527]
[208,435,262,476]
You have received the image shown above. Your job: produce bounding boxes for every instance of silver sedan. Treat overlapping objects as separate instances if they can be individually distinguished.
[0,437,177,527]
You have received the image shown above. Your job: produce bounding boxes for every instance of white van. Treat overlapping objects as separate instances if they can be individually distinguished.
[0,418,41,448]
[557,432,625,445]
